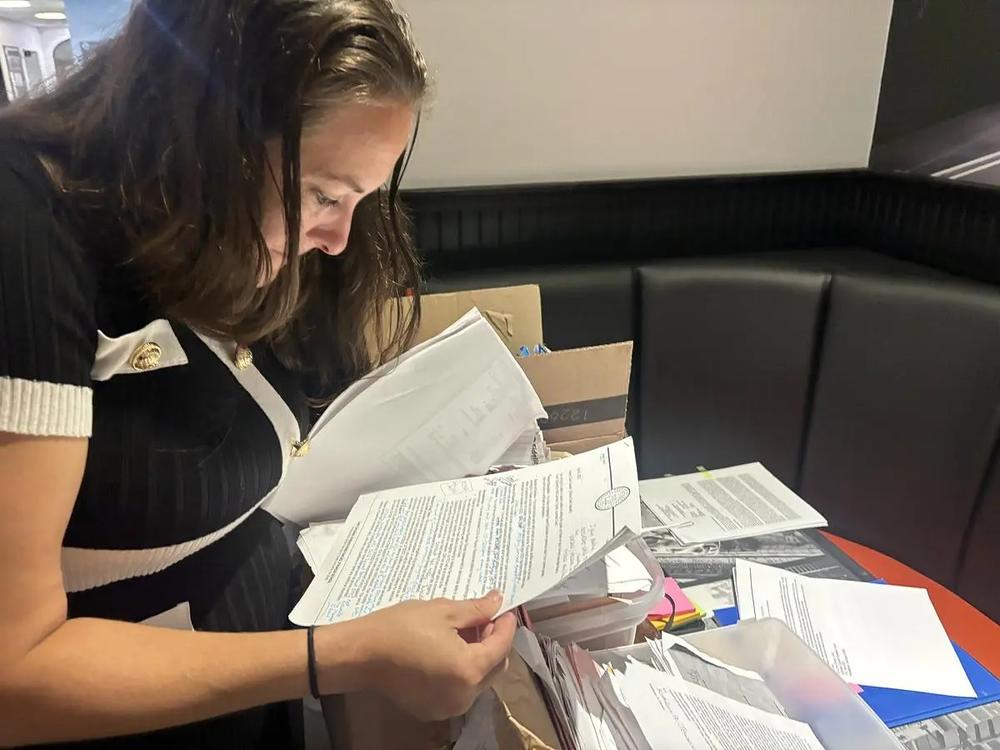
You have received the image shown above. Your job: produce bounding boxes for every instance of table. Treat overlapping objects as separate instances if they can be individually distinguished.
[825,533,1000,677]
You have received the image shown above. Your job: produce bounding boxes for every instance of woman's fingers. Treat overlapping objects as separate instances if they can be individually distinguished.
[469,611,516,674]
[445,591,504,629]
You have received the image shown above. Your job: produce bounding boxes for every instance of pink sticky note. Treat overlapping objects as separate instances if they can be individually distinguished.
[648,578,697,618]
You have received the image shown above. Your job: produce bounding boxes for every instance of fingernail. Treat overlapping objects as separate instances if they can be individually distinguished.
[487,589,502,602]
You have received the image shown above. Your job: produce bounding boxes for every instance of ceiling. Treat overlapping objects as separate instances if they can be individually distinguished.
[0,0,67,26]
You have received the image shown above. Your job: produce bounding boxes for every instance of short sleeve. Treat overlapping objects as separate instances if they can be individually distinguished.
[0,144,97,437]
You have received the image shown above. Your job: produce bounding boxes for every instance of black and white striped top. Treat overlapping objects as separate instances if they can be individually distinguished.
[0,138,310,748]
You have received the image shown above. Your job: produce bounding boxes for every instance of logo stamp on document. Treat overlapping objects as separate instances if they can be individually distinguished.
[595,486,630,511]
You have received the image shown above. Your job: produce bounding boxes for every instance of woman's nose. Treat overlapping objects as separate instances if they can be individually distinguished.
[307,217,351,256]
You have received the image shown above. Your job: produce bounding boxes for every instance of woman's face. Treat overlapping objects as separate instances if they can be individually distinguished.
[259,101,414,284]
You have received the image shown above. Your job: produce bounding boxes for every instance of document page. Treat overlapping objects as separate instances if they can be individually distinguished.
[647,635,786,716]
[289,439,642,625]
[733,560,976,697]
[528,543,654,607]
[641,463,827,544]
[617,662,825,750]
[268,310,547,524]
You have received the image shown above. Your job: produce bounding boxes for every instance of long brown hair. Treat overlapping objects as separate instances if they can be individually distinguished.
[0,0,427,397]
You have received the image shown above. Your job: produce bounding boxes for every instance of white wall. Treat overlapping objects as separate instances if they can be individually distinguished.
[399,0,893,188]
[0,17,42,98]
[0,18,69,88]
[0,17,42,55]
[39,26,71,80]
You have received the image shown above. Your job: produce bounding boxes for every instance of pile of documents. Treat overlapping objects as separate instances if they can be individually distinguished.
[268,298,988,749]
[267,308,547,525]
[457,628,829,750]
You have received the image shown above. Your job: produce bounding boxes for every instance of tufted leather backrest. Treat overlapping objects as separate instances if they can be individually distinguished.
[798,274,1000,590]
[637,250,1000,620]
[430,248,1000,621]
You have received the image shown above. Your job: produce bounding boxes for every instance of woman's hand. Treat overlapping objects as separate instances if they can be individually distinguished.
[317,592,517,720]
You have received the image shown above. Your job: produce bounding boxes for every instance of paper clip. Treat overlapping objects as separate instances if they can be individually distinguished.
[641,520,695,540]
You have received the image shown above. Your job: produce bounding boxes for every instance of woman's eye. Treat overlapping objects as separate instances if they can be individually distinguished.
[314,190,339,208]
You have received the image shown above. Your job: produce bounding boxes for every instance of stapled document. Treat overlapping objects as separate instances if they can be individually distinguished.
[289,439,642,625]
[640,463,827,544]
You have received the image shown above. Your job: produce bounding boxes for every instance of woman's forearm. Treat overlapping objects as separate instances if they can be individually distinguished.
[0,617,361,747]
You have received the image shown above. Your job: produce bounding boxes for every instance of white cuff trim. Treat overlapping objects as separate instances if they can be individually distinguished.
[0,376,92,437]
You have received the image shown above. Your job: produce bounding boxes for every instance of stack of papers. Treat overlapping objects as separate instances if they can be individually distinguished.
[641,463,827,544]
[267,309,547,525]
[484,628,826,750]
[733,560,976,697]
[289,439,643,625]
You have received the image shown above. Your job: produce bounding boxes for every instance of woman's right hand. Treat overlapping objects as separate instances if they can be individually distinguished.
[317,591,517,720]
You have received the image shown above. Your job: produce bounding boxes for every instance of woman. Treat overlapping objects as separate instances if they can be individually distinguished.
[0,1,515,747]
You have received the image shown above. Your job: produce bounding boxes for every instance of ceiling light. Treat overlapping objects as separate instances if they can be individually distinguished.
[0,1,33,9]
[34,11,66,20]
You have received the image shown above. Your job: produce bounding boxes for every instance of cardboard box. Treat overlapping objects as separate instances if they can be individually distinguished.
[517,341,633,454]
[381,284,633,455]
[322,650,561,750]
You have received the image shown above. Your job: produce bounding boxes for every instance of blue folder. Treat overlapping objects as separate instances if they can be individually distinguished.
[711,605,1000,728]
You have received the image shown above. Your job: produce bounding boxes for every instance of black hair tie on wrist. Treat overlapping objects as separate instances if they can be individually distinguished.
[307,626,321,700]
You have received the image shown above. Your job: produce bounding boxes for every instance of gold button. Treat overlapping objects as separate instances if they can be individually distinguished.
[290,440,311,458]
[130,342,163,371]
[234,345,254,371]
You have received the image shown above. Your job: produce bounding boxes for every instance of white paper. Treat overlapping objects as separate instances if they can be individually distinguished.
[492,425,549,468]
[289,439,642,625]
[527,544,653,608]
[604,545,654,595]
[733,560,975,697]
[681,579,736,612]
[559,643,621,750]
[267,310,547,524]
[596,670,652,750]
[296,520,346,575]
[618,662,824,750]
[645,636,787,716]
[140,601,194,631]
[654,634,766,683]
[641,463,827,544]
[532,561,608,601]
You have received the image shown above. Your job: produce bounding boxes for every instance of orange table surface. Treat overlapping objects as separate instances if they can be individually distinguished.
[825,533,1000,677]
